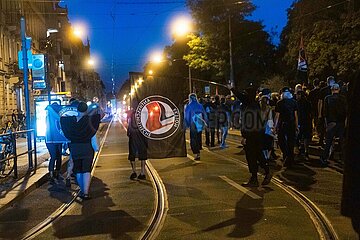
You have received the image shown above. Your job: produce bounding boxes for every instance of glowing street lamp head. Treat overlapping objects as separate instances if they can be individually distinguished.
[171,16,192,37]
[150,52,163,64]
[87,58,95,66]
[148,70,154,75]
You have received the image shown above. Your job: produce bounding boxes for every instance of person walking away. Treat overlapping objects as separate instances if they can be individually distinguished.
[218,97,230,149]
[341,74,360,237]
[259,95,274,164]
[185,93,207,160]
[60,102,100,200]
[127,99,148,180]
[318,76,336,146]
[320,83,347,166]
[45,103,63,183]
[231,86,271,187]
[307,78,321,139]
[214,95,221,144]
[274,87,299,168]
[203,95,216,147]
[296,90,312,158]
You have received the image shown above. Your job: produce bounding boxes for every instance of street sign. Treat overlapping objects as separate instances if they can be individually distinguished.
[18,50,33,70]
[205,85,210,95]
[32,54,47,89]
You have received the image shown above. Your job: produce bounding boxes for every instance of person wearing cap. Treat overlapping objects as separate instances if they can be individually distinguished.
[184,93,207,160]
[318,76,336,146]
[274,87,299,168]
[60,101,101,200]
[320,83,347,166]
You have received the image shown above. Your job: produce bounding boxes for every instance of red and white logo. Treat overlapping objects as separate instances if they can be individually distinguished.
[135,96,180,140]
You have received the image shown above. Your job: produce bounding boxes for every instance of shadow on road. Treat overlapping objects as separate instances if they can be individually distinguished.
[202,188,271,238]
[52,177,144,239]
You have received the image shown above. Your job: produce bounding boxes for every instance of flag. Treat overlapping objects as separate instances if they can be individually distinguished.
[296,36,309,85]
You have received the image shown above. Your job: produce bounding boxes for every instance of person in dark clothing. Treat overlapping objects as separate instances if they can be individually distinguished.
[274,88,299,168]
[214,95,221,144]
[320,84,347,166]
[45,103,63,183]
[203,96,216,147]
[307,78,321,137]
[318,76,336,146]
[218,97,230,148]
[296,90,312,157]
[127,105,148,180]
[341,74,360,237]
[231,86,271,187]
[184,93,207,160]
[60,101,101,200]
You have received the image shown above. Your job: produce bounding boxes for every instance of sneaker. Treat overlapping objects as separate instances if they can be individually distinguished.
[130,172,137,180]
[79,193,91,200]
[241,177,259,187]
[262,174,272,185]
[65,178,71,187]
[320,157,328,167]
[138,174,146,180]
[194,154,200,160]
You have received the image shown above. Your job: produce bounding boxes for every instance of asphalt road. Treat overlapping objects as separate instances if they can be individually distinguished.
[0,119,357,239]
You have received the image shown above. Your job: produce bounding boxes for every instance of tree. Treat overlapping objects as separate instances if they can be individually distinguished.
[280,0,360,83]
[185,0,275,88]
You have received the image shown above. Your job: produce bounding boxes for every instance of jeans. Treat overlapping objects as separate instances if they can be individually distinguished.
[220,126,228,147]
[46,143,62,173]
[205,127,215,147]
[322,122,345,161]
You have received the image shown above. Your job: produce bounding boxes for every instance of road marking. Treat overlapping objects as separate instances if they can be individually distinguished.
[219,176,262,199]
[101,153,129,157]
[95,167,133,172]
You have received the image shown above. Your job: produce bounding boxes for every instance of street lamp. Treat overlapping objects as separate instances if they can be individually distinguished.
[170,16,193,94]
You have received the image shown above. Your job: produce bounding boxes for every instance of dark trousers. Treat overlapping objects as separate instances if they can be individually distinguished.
[317,118,326,145]
[322,122,345,161]
[190,124,202,154]
[244,133,269,175]
[46,143,62,173]
[278,123,296,165]
[205,127,215,147]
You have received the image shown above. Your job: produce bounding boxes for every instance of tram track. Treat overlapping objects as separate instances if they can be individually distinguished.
[198,139,339,240]
[20,119,112,240]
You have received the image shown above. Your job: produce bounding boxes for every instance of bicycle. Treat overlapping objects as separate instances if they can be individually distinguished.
[0,132,15,177]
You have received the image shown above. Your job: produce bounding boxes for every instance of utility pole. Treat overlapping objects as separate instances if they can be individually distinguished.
[228,15,234,89]
[20,17,33,169]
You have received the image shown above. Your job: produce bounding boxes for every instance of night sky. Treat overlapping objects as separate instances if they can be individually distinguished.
[59,0,294,93]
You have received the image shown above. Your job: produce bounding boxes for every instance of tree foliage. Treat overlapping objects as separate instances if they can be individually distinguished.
[280,0,360,83]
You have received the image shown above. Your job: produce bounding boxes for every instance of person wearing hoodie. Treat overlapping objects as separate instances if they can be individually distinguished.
[60,101,100,200]
[274,87,299,168]
[184,93,207,160]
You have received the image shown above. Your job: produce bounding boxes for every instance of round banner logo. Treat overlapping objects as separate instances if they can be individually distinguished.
[135,95,181,140]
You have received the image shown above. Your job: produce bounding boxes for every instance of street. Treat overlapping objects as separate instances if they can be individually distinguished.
[0,118,353,239]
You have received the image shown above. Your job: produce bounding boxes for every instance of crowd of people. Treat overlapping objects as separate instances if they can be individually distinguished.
[184,76,348,186]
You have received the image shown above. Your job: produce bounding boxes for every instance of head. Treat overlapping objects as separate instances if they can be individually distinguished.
[295,84,303,95]
[319,81,326,88]
[281,87,293,100]
[77,101,88,115]
[331,83,340,94]
[327,76,336,87]
[188,93,198,103]
[296,90,306,101]
[204,95,210,103]
[220,97,226,104]
[260,95,270,110]
[313,78,320,88]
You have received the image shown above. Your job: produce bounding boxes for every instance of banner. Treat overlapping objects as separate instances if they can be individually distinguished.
[45,104,79,143]
[296,36,309,85]
[134,95,186,159]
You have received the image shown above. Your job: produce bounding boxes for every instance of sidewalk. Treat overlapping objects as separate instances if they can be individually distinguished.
[0,138,53,211]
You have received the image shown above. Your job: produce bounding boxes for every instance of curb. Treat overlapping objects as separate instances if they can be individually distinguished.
[0,156,69,212]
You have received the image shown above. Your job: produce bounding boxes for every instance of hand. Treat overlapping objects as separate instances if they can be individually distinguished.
[241,138,246,145]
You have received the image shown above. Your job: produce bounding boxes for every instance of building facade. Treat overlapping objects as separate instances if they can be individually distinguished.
[0,0,106,127]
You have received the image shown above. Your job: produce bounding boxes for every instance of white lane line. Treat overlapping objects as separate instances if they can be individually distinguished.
[219,176,262,200]
[95,167,133,172]
[101,153,129,157]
